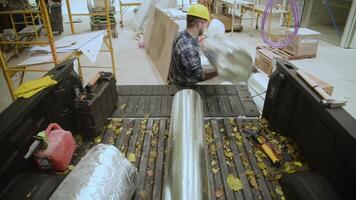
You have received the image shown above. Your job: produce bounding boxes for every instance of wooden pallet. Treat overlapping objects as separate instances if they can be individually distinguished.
[258,46,316,60]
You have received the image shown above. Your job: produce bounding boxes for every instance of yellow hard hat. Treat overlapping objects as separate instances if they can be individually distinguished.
[188,4,210,21]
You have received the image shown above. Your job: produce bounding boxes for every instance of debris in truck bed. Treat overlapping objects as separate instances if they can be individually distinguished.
[68,117,308,200]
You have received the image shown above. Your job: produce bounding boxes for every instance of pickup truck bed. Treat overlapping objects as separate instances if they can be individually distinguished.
[70,85,304,200]
[1,58,355,200]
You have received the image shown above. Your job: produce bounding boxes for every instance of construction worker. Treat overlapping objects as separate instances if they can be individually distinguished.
[168,4,217,85]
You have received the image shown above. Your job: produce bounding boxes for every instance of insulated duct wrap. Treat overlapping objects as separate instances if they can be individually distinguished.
[202,19,254,83]
[163,89,210,200]
[50,144,137,200]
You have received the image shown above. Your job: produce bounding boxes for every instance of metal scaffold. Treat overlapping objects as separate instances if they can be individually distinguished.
[0,0,117,101]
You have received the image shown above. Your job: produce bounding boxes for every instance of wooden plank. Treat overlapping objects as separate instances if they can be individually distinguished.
[161,96,169,116]
[223,118,255,199]
[127,119,146,165]
[236,118,273,200]
[141,85,153,95]
[211,97,221,116]
[217,96,230,116]
[202,96,209,115]
[131,85,143,95]
[126,96,138,115]
[206,142,217,200]
[225,85,237,95]
[116,96,129,115]
[217,85,227,95]
[228,95,244,116]
[144,119,160,200]
[142,96,152,115]
[206,96,216,116]
[114,119,135,153]
[101,125,113,144]
[136,96,146,116]
[206,119,225,199]
[221,96,233,116]
[216,119,243,200]
[152,119,167,200]
[120,86,132,95]
[134,119,153,200]
[211,120,236,200]
[235,86,259,117]
[149,96,157,115]
[154,96,162,116]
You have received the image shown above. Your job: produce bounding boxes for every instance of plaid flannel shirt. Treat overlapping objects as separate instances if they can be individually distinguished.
[168,30,203,85]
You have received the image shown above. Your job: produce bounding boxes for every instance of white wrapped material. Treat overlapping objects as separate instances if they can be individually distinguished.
[248,72,269,112]
[202,19,254,83]
[50,144,137,200]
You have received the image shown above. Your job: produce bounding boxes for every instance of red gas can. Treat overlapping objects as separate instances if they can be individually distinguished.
[34,123,76,171]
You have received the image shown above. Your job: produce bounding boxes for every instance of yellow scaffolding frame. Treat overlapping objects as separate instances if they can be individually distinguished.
[119,0,141,28]
[65,0,117,79]
[0,0,58,101]
[0,0,117,101]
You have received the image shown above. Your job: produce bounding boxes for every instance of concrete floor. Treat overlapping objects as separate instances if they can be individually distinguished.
[1,12,356,119]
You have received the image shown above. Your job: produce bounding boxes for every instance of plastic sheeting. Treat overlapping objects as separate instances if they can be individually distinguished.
[50,144,137,200]
[201,19,254,83]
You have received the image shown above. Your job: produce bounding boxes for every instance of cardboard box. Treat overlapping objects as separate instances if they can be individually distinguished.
[268,29,288,42]
[284,28,320,57]
[255,47,283,75]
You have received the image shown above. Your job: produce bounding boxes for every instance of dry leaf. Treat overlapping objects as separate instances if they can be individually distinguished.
[220,128,225,132]
[232,127,238,133]
[275,185,285,198]
[26,192,32,198]
[211,160,217,166]
[229,118,237,126]
[150,151,157,159]
[128,153,136,162]
[249,176,259,189]
[212,167,219,174]
[215,187,224,198]
[224,150,233,158]
[120,104,127,109]
[210,144,217,153]
[293,161,303,167]
[139,190,147,200]
[227,174,243,191]
[94,136,102,144]
[257,162,267,170]
[115,128,122,135]
[147,170,154,177]
[207,136,213,144]
[68,165,75,171]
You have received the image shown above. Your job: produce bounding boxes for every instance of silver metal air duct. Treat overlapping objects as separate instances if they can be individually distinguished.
[162,89,210,200]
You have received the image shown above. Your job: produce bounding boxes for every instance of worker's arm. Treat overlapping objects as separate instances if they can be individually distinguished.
[180,46,204,83]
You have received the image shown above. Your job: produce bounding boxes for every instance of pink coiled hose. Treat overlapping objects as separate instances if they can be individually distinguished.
[261,0,300,48]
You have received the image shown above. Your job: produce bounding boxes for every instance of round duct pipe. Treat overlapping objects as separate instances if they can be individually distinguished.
[162,89,210,200]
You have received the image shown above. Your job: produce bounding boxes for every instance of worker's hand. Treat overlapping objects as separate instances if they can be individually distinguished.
[198,35,207,45]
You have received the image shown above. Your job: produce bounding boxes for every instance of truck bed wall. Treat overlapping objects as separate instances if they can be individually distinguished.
[262,58,356,197]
